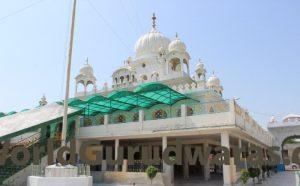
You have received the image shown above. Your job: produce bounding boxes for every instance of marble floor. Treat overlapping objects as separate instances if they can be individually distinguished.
[93,171,297,186]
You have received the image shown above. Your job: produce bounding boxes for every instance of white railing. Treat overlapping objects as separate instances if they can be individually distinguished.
[234,103,273,146]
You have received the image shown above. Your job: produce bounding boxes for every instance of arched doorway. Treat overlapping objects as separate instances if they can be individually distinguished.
[281,135,300,170]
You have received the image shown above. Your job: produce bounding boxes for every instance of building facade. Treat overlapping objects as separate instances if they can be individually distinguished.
[71,14,273,185]
[0,14,275,186]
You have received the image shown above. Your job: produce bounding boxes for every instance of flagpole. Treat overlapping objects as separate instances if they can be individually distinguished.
[61,0,77,146]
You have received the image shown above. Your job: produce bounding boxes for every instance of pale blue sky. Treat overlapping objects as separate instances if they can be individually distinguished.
[0,0,299,128]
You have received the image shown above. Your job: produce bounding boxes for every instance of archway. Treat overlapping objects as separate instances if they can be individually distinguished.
[169,58,181,72]
[281,135,300,170]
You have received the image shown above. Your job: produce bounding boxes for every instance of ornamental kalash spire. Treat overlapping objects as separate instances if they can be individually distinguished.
[152,13,157,29]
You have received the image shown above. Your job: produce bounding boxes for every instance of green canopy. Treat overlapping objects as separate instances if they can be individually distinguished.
[67,82,189,116]
[7,111,17,116]
[0,112,5,118]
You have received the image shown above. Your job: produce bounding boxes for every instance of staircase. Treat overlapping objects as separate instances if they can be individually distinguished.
[0,134,63,185]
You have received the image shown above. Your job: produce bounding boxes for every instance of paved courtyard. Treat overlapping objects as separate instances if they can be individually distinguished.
[94,171,298,186]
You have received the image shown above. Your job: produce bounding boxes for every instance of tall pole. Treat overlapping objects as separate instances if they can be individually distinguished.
[61,0,77,146]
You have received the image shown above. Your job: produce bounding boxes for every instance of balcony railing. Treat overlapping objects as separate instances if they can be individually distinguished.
[79,100,230,127]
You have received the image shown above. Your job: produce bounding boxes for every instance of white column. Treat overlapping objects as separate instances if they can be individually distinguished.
[104,114,109,125]
[238,139,242,159]
[162,136,174,184]
[180,58,184,76]
[139,110,144,122]
[122,159,128,172]
[181,104,187,117]
[183,145,189,179]
[203,142,210,181]
[229,100,236,126]
[115,139,119,171]
[84,84,87,96]
[162,136,168,172]
[139,110,144,131]
[101,160,107,171]
[181,104,187,126]
[101,145,107,171]
[221,132,231,185]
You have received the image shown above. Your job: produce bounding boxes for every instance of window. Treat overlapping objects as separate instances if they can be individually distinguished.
[96,115,104,125]
[177,109,181,117]
[83,118,92,126]
[209,107,214,113]
[176,106,193,117]
[142,63,146,68]
[126,75,130,82]
[116,115,126,123]
[187,107,193,116]
[120,76,124,83]
[133,112,139,122]
[141,75,148,81]
[153,110,167,119]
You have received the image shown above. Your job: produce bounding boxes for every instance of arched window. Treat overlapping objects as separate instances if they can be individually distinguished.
[115,77,118,84]
[116,115,126,123]
[83,118,92,126]
[209,107,214,113]
[170,58,181,71]
[96,115,104,125]
[177,109,181,117]
[176,106,193,117]
[132,75,135,82]
[126,75,130,82]
[187,107,193,116]
[120,76,124,83]
[133,112,139,122]
[153,110,167,119]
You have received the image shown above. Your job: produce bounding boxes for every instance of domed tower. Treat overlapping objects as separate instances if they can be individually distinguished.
[167,33,190,76]
[133,13,170,84]
[75,58,97,95]
[134,13,170,60]
[193,59,207,88]
[207,71,223,96]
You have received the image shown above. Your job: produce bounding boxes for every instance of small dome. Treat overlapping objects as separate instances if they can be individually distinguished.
[196,62,204,70]
[207,73,220,87]
[79,62,94,76]
[135,28,170,58]
[269,116,276,123]
[282,114,300,122]
[168,34,186,52]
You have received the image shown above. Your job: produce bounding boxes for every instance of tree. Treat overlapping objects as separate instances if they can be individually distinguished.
[248,167,260,186]
[146,166,158,185]
[240,169,250,186]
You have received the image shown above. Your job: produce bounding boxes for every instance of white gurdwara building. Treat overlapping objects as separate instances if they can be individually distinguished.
[0,14,274,186]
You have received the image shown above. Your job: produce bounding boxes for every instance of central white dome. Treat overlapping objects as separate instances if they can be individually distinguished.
[135,28,170,58]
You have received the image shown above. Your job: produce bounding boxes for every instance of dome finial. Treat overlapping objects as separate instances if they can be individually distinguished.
[175,32,178,38]
[85,57,89,64]
[152,13,156,29]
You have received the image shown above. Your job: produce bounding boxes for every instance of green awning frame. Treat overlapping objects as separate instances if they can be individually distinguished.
[7,111,17,116]
[0,112,5,118]
[68,82,190,116]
